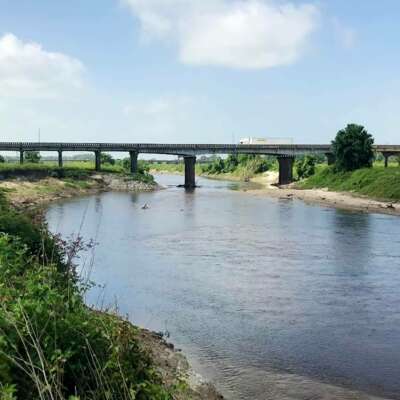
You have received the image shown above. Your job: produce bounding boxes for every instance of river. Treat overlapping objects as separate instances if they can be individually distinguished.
[46,174,400,400]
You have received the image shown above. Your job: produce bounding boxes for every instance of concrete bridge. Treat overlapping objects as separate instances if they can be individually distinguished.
[0,142,399,188]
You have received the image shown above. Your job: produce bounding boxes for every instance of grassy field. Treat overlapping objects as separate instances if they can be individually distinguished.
[298,165,400,201]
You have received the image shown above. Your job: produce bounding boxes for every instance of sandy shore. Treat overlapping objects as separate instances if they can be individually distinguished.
[242,172,400,217]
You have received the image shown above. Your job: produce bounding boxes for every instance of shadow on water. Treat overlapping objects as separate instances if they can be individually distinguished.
[46,174,400,400]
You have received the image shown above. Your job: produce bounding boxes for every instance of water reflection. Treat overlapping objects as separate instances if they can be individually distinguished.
[46,175,400,400]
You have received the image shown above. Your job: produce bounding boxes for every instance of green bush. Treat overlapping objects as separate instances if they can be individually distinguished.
[100,153,115,166]
[25,151,41,164]
[332,124,374,171]
[296,156,317,180]
[0,155,5,163]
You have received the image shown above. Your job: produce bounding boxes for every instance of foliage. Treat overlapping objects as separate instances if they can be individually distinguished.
[296,155,317,180]
[100,153,115,166]
[298,165,400,201]
[25,152,41,164]
[332,124,375,171]
[201,155,274,179]
[0,155,5,163]
[0,196,172,399]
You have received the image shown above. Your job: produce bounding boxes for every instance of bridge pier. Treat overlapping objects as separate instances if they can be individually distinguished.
[382,152,394,168]
[278,156,295,185]
[19,150,24,165]
[58,150,63,168]
[184,156,196,189]
[326,153,335,166]
[129,151,138,174]
[95,151,101,172]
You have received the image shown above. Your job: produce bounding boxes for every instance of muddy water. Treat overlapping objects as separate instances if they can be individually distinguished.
[46,174,400,400]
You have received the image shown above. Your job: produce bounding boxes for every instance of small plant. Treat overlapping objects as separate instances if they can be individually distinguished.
[332,124,374,171]
[296,155,317,180]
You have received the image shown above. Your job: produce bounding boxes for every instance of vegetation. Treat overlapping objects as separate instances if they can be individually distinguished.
[0,191,173,399]
[332,124,374,171]
[298,165,400,201]
[25,151,41,164]
[101,153,116,166]
[296,156,317,180]
[201,155,275,181]
[0,155,5,163]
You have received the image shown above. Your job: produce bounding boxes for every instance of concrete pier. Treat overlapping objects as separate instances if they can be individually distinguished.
[278,156,295,185]
[95,151,101,172]
[184,156,196,189]
[19,151,24,164]
[58,150,63,168]
[129,151,138,174]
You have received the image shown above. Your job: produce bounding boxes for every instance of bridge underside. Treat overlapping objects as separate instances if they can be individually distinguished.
[1,142,399,188]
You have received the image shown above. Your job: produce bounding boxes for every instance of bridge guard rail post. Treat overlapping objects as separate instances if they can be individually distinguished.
[184,156,196,189]
[278,156,295,185]
[129,151,138,174]
[19,151,24,165]
[58,150,63,168]
[95,151,101,172]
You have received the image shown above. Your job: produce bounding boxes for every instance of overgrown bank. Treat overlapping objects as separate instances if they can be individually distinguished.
[297,166,400,201]
[0,171,222,400]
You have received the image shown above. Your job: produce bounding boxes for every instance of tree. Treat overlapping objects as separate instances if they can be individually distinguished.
[25,151,41,163]
[0,155,5,163]
[100,153,115,165]
[296,155,317,179]
[332,124,374,171]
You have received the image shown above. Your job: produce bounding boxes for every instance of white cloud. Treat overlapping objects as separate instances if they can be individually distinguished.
[123,0,319,69]
[0,33,85,98]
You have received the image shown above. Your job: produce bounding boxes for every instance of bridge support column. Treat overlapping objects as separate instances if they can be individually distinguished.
[19,151,24,165]
[383,152,390,168]
[58,150,63,168]
[95,151,101,172]
[129,151,138,174]
[278,156,295,185]
[184,156,196,189]
[326,153,335,166]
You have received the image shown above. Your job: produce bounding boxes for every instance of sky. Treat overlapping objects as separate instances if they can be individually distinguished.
[0,0,400,145]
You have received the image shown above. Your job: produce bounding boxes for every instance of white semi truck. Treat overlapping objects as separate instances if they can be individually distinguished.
[239,137,294,145]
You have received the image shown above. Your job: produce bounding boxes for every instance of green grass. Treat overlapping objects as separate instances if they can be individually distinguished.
[147,162,185,174]
[298,165,400,201]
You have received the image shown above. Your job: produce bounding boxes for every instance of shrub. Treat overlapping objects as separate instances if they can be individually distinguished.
[0,155,5,163]
[25,151,41,163]
[100,153,115,165]
[332,124,374,171]
[296,155,317,180]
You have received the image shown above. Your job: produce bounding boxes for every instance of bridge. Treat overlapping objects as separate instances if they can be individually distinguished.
[0,142,399,188]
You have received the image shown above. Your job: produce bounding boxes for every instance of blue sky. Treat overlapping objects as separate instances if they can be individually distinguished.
[0,0,399,145]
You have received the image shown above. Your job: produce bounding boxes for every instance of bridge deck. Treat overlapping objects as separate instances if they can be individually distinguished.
[0,142,399,156]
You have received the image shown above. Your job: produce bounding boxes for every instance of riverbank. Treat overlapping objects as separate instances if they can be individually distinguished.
[245,171,400,216]
[195,170,400,216]
[0,174,222,400]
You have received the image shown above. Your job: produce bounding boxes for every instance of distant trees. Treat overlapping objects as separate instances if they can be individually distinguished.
[25,151,41,163]
[0,155,5,163]
[332,124,374,171]
[100,153,115,165]
[296,155,317,179]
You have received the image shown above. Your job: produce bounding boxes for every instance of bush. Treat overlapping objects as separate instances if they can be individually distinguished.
[25,151,41,163]
[100,153,115,165]
[296,156,317,180]
[0,155,5,163]
[332,124,374,171]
